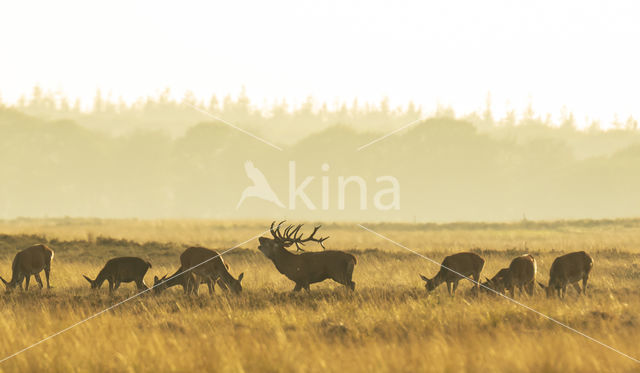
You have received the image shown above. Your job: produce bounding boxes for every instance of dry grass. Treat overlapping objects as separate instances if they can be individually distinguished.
[0,218,639,372]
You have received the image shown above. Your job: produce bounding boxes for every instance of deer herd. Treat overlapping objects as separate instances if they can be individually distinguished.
[0,222,594,300]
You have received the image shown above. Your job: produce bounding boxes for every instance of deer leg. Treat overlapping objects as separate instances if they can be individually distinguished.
[192,276,200,295]
[44,265,51,289]
[347,276,356,291]
[191,276,199,295]
[34,273,44,289]
[446,281,452,295]
[337,273,355,291]
[293,283,303,292]
[572,282,581,296]
[452,281,459,296]
[184,274,194,295]
[582,277,588,295]
[136,279,148,291]
[24,275,31,291]
[182,274,192,295]
[303,284,311,292]
[108,280,114,293]
[184,275,192,294]
[114,280,121,290]
[207,278,215,295]
[471,273,480,290]
[17,273,25,290]
[346,259,356,291]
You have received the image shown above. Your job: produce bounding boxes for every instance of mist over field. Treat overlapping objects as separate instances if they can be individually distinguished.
[1,91,639,222]
[4,1,640,371]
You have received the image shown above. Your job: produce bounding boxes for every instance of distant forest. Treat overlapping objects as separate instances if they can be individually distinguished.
[1,87,639,221]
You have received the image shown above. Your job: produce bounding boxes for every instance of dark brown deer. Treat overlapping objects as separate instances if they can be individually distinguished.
[257,221,356,292]
[83,257,151,293]
[485,254,537,297]
[420,252,485,296]
[153,266,229,295]
[538,251,593,298]
[154,247,242,295]
[153,266,193,294]
[0,244,54,292]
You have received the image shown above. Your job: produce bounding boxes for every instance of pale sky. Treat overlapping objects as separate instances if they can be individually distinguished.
[0,0,638,126]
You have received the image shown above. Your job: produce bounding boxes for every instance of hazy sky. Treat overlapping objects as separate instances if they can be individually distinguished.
[1,0,638,126]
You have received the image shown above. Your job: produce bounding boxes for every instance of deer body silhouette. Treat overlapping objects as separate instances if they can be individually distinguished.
[257,222,356,292]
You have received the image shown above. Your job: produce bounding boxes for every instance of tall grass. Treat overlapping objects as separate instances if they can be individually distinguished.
[0,219,638,372]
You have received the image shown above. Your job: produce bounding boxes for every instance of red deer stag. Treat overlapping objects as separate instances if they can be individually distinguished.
[485,254,537,297]
[257,221,356,292]
[0,244,54,292]
[538,251,593,298]
[83,257,152,293]
[420,252,485,296]
[154,247,243,295]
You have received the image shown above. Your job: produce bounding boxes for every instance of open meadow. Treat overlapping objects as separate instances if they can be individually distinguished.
[0,218,639,372]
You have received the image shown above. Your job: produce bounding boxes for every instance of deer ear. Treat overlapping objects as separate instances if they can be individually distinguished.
[419,274,428,282]
[154,276,159,282]
[238,273,244,282]
[537,281,546,289]
[82,275,93,284]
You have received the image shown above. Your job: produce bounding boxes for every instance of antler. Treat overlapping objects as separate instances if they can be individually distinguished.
[269,221,329,252]
[293,225,329,251]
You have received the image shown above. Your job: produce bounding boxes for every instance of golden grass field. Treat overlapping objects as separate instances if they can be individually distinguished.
[0,218,639,372]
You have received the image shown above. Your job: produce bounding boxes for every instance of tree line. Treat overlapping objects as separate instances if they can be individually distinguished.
[0,88,639,221]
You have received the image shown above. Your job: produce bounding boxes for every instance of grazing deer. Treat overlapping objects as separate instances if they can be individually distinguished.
[83,257,152,293]
[257,221,356,292]
[420,252,485,296]
[0,244,54,292]
[469,268,509,297]
[485,254,537,297]
[154,267,229,295]
[538,251,593,298]
[155,247,243,295]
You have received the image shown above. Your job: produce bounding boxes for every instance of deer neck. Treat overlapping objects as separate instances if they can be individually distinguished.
[94,270,109,288]
[165,267,187,289]
[271,247,300,277]
[432,270,447,287]
[217,265,237,285]
[5,275,21,289]
[9,257,24,286]
[8,270,23,287]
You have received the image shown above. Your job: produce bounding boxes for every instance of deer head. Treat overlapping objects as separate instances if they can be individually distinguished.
[226,273,244,294]
[258,221,329,258]
[82,275,100,289]
[0,276,19,292]
[419,274,437,291]
[537,281,555,298]
[153,274,168,294]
